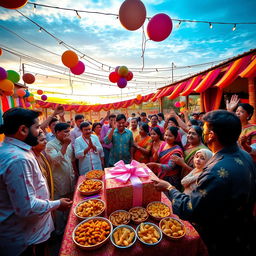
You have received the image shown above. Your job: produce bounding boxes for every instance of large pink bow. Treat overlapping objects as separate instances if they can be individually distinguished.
[105,160,150,207]
[105,160,149,183]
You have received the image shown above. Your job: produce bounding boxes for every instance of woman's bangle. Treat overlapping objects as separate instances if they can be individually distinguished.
[167,185,175,191]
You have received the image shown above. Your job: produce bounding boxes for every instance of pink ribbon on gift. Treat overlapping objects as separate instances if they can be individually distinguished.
[105,160,150,207]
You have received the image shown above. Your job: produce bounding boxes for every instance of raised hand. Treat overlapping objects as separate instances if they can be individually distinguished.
[226,94,240,112]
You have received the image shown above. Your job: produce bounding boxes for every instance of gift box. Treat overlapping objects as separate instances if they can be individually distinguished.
[104,160,161,216]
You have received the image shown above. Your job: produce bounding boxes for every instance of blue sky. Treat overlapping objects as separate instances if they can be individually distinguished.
[0,0,255,104]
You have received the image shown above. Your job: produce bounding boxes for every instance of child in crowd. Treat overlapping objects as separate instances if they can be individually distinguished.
[181,148,213,194]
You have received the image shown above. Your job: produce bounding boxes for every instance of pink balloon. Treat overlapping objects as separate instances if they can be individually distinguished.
[0,67,7,80]
[41,95,48,101]
[70,61,85,75]
[174,101,181,108]
[115,66,120,73]
[117,78,127,88]
[147,13,173,42]
[25,102,31,107]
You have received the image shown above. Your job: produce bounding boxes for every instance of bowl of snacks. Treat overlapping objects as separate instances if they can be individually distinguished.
[110,225,137,249]
[78,179,103,196]
[159,217,186,240]
[74,199,105,220]
[109,210,131,226]
[136,222,162,246]
[129,207,149,224]
[85,170,105,180]
[72,216,113,250]
[146,201,171,220]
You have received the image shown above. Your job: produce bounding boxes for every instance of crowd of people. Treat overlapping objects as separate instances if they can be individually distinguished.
[0,95,256,256]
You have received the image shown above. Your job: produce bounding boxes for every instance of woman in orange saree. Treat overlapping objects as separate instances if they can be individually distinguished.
[147,126,183,189]
[133,123,152,163]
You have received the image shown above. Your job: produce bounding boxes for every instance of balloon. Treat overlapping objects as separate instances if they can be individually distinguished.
[17,88,26,97]
[174,101,181,108]
[115,66,120,73]
[41,95,48,101]
[126,71,133,81]
[0,67,7,80]
[0,0,28,9]
[136,94,142,100]
[0,48,2,56]
[180,101,186,107]
[119,0,146,31]
[70,61,85,75]
[118,66,129,77]
[4,90,14,96]
[25,102,31,108]
[37,89,44,95]
[0,79,14,92]
[22,73,35,84]
[27,96,35,102]
[109,72,120,83]
[25,90,30,97]
[61,50,79,68]
[7,70,20,83]
[117,78,127,88]
[147,13,173,42]
[180,107,185,113]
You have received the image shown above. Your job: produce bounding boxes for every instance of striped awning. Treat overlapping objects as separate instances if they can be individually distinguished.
[180,75,202,96]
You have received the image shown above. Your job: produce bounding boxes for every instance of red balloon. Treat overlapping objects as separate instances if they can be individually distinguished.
[109,72,120,83]
[17,88,26,97]
[37,89,44,95]
[23,73,35,84]
[70,61,85,75]
[126,71,133,81]
[0,0,28,9]
[147,13,173,42]
[119,0,147,31]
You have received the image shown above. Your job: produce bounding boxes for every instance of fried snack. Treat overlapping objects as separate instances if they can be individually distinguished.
[109,210,130,226]
[160,218,185,238]
[74,219,111,246]
[86,170,104,180]
[79,179,102,193]
[138,223,160,244]
[129,207,148,223]
[113,227,135,247]
[76,200,105,218]
[147,202,171,219]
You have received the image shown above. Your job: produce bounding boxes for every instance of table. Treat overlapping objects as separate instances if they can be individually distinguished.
[59,176,208,256]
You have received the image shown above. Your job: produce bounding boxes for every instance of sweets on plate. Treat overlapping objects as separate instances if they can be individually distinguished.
[147,201,171,219]
[75,199,105,219]
[129,207,148,223]
[112,226,136,247]
[109,210,130,226]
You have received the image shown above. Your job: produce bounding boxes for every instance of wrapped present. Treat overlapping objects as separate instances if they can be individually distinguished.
[104,160,161,215]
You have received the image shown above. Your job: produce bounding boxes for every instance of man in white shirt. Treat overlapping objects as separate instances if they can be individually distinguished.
[0,108,72,256]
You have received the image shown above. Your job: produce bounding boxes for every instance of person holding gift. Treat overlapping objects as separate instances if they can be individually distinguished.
[104,114,134,167]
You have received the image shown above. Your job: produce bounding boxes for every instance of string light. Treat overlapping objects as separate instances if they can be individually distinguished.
[75,10,81,19]
[232,24,236,31]
[176,21,181,28]
[209,22,213,29]
[38,27,42,32]
[26,2,256,26]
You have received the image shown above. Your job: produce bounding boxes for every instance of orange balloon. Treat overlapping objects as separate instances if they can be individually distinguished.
[4,90,14,96]
[180,101,186,107]
[119,0,147,31]
[61,50,79,68]
[27,96,35,102]
[37,89,44,95]
[35,104,41,108]
[0,48,2,56]
[0,79,14,92]
[136,94,142,100]
[0,0,28,9]
[16,88,26,97]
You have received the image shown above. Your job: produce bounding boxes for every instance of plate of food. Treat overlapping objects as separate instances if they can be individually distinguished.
[129,207,149,224]
[74,198,105,220]
[85,170,104,180]
[146,201,171,220]
[78,179,103,195]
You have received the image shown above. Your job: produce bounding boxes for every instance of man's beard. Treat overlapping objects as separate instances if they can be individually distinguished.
[24,129,38,146]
